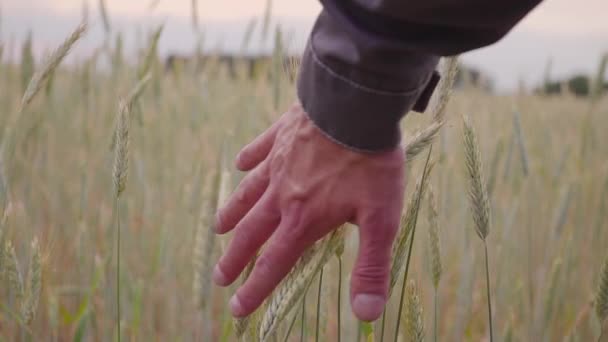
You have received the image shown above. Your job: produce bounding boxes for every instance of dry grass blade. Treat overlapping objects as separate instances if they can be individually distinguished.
[21,23,87,112]
[404,120,443,164]
[463,115,491,240]
[259,228,344,342]
[21,238,41,325]
[403,280,425,342]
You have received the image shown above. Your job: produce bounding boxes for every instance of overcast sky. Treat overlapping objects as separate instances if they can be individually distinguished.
[2,0,607,90]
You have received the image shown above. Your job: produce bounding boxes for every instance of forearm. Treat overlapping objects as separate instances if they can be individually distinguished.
[298,0,542,152]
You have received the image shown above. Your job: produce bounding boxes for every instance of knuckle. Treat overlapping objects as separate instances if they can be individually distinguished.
[254,254,275,279]
[353,263,390,286]
[235,185,252,206]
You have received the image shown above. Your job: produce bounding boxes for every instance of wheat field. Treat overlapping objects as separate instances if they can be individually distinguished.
[0,20,607,342]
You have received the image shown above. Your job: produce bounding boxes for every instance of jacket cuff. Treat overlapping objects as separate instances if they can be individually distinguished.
[297,43,439,153]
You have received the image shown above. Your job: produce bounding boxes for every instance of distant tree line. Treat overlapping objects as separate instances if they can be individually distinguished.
[542,75,608,97]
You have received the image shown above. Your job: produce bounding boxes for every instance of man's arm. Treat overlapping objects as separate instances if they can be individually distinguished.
[214,0,543,322]
[299,0,542,151]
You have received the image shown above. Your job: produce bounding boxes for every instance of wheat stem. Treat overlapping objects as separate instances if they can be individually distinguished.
[315,267,324,342]
[115,196,121,342]
[300,291,306,342]
[337,256,342,342]
[394,147,433,342]
[484,242,494,342]
[434,289,438,342]
[380,310,386,342]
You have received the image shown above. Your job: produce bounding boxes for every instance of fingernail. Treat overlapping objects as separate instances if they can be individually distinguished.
[353,294,385,321]
[230,294,246,317]
[213,265,229,286]
[235,151,246,169]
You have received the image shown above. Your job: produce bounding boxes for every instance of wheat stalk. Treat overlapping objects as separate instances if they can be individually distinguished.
[112,74,150,342]
[427,186,442,342]
[5,240,24,301]
[191,0,200,32]
[512,110,529,177]
[596,255,608,326]
[260,0,273,42]
[20,32,35,94]
[542,258,562,338]
[21,23,87,112]
[427,187,442,289]
[402,280,424,342]
[259,228,344,342]
[431,56,459,122]
[463,115,491,241]
[0,209,7,277]
[389,160,434,295]
[21,238,41,325]
[234,256,257,339]
[404,120,443,164]
[99,0,111,34]
[392,148,433,342]
[113,102,130,197]
[463,114,494,341]
[193,168,221,310]
[138,25,163,80]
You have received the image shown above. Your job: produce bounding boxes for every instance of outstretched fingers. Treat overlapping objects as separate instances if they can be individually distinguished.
[229,204,312,317]
[213,192,280,287]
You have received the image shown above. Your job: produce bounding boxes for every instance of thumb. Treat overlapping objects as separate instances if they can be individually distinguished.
[350,210,399,321]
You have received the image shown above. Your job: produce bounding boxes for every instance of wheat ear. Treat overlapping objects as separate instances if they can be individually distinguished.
[21,23,87,111]
[259,228,344,342]
[402,280,425,342]
[431,56,459,122]
[463,114,494,342]
[21,238,41,325]
[5,241,24,301]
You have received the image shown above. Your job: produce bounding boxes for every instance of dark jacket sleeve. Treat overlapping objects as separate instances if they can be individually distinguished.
[297,0,542,152]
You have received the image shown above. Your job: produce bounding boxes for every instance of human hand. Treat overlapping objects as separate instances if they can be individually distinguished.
[212,103,406,321]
